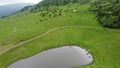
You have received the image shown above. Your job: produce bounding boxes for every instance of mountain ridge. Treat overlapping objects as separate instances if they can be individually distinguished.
[0,3,34,18]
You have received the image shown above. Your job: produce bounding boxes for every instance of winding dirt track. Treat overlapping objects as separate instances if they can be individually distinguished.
[0,26,120,55]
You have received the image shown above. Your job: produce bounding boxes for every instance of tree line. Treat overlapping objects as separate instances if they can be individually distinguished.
[40,0,90,6]
[90,0,120,28]
[31,0,90,12]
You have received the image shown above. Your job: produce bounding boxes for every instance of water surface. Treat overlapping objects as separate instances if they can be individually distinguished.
[8,46,93,68]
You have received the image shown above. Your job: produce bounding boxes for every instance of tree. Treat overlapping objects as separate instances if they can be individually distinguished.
[90,0,120,28]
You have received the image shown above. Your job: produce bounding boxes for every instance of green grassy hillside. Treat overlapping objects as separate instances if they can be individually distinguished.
[0,4,98,51]
[0,26,120,68]
[0,3,120,68]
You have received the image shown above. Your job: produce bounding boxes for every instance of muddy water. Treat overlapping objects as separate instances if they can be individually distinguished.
[7,46,93,68]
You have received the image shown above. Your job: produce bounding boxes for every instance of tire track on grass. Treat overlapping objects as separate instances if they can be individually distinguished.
[0,26,120,55]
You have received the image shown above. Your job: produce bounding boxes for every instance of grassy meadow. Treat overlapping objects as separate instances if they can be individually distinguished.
[0,27,120,68]
[0,4,98,50]
[0,4,120,68]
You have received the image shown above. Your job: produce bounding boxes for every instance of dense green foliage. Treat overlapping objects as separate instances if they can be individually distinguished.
[40,0,90,6]
[90,0,120,28]
[20,5,33,12]
[31,0,90,12]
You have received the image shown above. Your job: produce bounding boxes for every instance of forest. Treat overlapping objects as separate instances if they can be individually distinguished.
[90,0,120,28]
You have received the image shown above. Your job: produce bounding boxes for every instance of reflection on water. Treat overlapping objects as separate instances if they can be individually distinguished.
[8,46,93,68]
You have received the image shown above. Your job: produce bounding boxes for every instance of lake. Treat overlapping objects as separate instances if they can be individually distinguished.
[8,46,93,68]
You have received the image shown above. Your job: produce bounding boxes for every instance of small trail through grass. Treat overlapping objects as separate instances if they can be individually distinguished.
[0,26,120,55]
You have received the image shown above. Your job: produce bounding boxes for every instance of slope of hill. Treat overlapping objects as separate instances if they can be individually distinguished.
[0,3,33,18]
[0,0,120,68]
